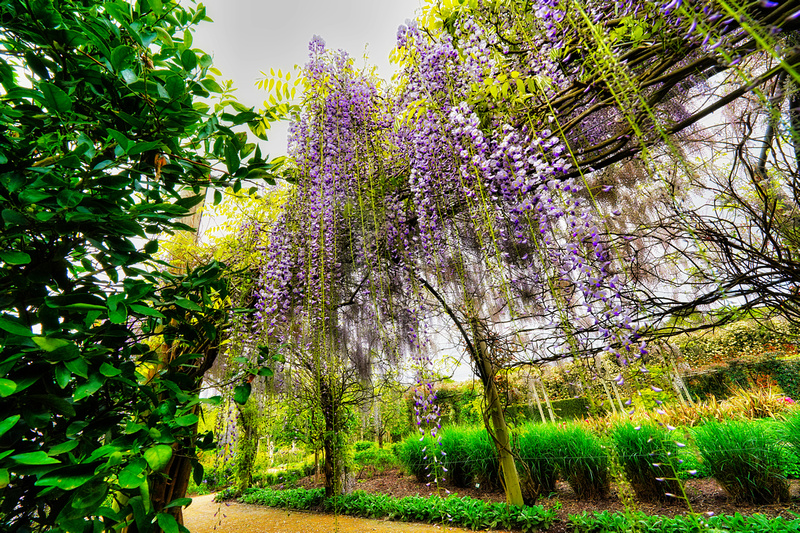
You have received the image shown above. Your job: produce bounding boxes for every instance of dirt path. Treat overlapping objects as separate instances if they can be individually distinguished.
[183,494,511,533]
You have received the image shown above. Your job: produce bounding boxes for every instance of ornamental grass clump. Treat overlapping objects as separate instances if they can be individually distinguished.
[439,426,476,488]
[553,423,610,499]
[395,435,433,483]
[610,422,683,503]
[517,422,560,499]
[462,427,501,489]
[694,419,789,503]
[780,408,800,459]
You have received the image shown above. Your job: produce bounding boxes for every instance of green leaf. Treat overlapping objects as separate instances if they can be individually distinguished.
[108,129,133,153]
[164,497,192,509]
[0,251,31,265]
[73,373,104,401]
[143,445,173,471]
[55,365,71,388]
[11,451,61,465]
[174,298,201,311]
[2,209,28,226]
[120,69,138,85]
[99,362,121,377]
[225,142,240,174]
[64,357,88,379]
[33,336,72,352]
[0,316,32,337]
[40,83,72,113]
[0,415,20,438]
[0,379,16,397]
[157,512,179,533]
[200,78,223,93]
[181,49,197,72]
[129,304,165,318]
[35,465,94,490]
[154,27,173,47]
[233,383,251,405]
[118,463,146,489]
[173,414,198,427]
[0,469,8,489]
[48,440,80,456]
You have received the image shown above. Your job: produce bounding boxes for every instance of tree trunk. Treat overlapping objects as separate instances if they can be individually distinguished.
[471,318,524,506]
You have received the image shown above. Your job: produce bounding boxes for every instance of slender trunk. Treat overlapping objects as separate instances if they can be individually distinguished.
[539,380,556,422]
[472,318,524,506]
[529,378,547,423]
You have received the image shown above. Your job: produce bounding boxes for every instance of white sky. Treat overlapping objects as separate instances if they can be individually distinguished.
[193,0,423,157]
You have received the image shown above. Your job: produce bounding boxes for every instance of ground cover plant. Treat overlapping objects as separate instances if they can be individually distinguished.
[238,486,557,532]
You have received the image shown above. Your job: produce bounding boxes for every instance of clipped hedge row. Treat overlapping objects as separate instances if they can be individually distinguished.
[684,355,800,401]
[239,487,556,532]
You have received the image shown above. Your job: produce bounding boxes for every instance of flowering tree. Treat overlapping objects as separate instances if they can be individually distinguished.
[250,0,800,505]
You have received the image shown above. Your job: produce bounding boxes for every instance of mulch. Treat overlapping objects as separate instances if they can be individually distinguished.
[293,468,800,532]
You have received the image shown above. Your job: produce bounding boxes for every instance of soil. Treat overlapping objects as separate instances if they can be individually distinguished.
[292,468,800,532]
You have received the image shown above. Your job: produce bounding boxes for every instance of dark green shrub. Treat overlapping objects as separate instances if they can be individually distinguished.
[553,423,609,499]
[517,422,560,499]
[610,422,683,503]
[695,419,789,503]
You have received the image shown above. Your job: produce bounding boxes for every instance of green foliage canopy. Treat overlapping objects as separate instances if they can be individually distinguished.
[0,0,276,530]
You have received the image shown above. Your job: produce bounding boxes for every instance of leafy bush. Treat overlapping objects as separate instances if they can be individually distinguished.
[610,422,683,503]
[252,460,316,488]
[239,487,325,509]
[354,445,399,475]
[553,423,609,499]
[354,440,376,452]
[694,419,789,503]
[517,423,560,499]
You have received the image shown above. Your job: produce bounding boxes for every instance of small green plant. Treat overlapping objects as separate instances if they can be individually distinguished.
[553,423,610,499]
[694,419,789,503]
[517,422,560,500]
[610,422,683,503]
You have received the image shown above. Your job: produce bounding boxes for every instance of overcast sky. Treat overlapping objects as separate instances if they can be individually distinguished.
[193,0,422,157]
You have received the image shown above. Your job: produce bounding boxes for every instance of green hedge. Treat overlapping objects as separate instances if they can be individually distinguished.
[684,356,800,400]
[506,397,592,422]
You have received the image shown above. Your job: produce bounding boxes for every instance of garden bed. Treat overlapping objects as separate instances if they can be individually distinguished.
[292,468,800,530]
